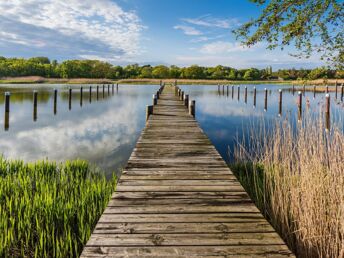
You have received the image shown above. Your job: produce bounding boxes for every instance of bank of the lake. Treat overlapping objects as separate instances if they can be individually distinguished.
[0,158,116,258]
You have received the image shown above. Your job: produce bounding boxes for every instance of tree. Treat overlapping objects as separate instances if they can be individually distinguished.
[140,66,153,78]
[183,65,205,79]
[152,65,170,78]
[234,0,343,68]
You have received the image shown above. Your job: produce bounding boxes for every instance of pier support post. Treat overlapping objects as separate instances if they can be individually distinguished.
[253,87,256,107]
[278,89,282,116]
[153,94,157,105]
[146,105,153,121]
[54,89,57,115]
[244,86,247,104]
[325,94,330,130]
[326,85,329,93]
[264,88,268,111]
[80,87,83,107]
[313,85,316,99]
[89,86,92,103]
[33,90,38,121]
[181,91,184,101]
[189,100,195,117]
[341,85,344,101]
[5,92,10,113]
[298,91,302,120]
[184,94,189,107]
[68,88,72,110]
[335,81,338,99]
[292,84,295,95]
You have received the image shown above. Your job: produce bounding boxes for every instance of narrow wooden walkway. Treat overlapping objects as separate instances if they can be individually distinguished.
[81,86,294,257]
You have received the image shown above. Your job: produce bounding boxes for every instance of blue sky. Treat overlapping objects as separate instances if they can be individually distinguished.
[0,0,324,69]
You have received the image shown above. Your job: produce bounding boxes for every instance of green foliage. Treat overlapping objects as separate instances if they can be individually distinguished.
[234,0,344,68]
[0,56,341,80]
[0,158,116,258]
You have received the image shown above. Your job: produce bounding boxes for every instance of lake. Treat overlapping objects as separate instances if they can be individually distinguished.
[0,84,343,177]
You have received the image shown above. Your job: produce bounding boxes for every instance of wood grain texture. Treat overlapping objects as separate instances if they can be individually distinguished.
[81,86,294,257]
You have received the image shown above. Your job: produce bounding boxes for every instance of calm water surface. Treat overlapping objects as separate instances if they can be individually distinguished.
[0,84,343,177]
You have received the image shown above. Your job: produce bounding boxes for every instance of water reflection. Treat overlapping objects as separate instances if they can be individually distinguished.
[0,84,159,177]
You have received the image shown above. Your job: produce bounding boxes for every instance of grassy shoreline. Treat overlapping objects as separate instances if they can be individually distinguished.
[1,76,343,85]
[0,158,116,258]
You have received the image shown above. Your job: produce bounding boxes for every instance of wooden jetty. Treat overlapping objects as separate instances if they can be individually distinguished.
[81,85,294,257]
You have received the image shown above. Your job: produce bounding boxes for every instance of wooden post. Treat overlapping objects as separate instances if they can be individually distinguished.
[68,88,72,110]
[116,83,119,93]
[102,84,105,98]
[156,91,159,99]
[278,89,282,116]
[298,91,302,120]
[303,84,305,96]
[226,85,229,96]
[217,84,220,95]
[326,85,329,93]
[89,86,92,103]
[4,92,10,131]
[244,86,247,104]
[292,84,295,95]
[253,87,256,107]
[341,85,344,102]
[153,94,157,105]
[112,84,114,95]
[222,85,225,95]
[5,92,10,113]
[175,80,177,86]
[237,86,240,100]
[146,105,153,121]
[231,85,234,99]
[80,87,83,107]
[108,84,110,95]
[313,85,316,99]
[184,94,189,107]
[335,81,338,99]
[264,88,267,111]
[181,91,184,101]
[189,100,195,117]
[325,94,330,130]
[54,89,57,115]
[96,85,99,100]
[33,90,38,121]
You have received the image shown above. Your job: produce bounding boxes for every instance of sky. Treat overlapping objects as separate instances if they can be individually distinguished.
[0,0,325,69]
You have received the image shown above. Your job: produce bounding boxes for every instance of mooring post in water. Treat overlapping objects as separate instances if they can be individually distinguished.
[80,87,83,107]
[226,85,229,96]
[175,80,177,86]
[231,85,234,99]
[4,92,10,131]
[54,89,57,115]
[292,84,295,95]
[184,94,189,107]
[325,94,330,130]
[146,105,153,121]
[278,89,282,116]
[102,84,105,98]
[217,84,220,95]
[108,84,110,95]
[153,94,157,105]
[116,83,119,93]
[264,88,268,111]
[96,85,99,100]
[222,85,225,95]
[89,86,92,103]
[112,84,114,95]
[244,86,247,104]
[5,92,10,113]
[33,90,38,121]
[313,85,316,99]
[253,87,256,107]
[326,85,329,93]
[298,91,302,120]
[303,84,305,96]
[189,100,195,117]
[237,86,240,100]
[335,81,338,99]
[341,85,344,101]
[68,88,72,110]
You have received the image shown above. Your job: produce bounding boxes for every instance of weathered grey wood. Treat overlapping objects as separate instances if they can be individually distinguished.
[81,85,294,257]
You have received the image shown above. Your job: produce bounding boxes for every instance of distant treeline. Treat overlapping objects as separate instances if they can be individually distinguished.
[0,56,343,80]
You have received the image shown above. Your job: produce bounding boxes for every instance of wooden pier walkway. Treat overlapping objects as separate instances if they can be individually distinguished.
[81,85,294,257]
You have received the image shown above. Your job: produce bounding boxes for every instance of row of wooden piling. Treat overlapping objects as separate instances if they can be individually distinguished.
[3,84,119,130]
[145,84,196,121]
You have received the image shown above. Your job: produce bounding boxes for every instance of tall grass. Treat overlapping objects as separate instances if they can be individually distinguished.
[0,158,116,257]
[231,115,344,257]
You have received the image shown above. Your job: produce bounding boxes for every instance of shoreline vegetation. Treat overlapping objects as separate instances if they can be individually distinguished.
[0,158,116,258]
[0,76,343,87]
[230,115,344,257]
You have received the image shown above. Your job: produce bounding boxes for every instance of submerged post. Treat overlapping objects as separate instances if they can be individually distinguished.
[244,86,247,104]
[184,94,189,106]
[253,87,256,107]
[68,88,72,110]
[89,86,92,103]
[80,87,83,107]
[264,88,267,111]
[189,100,195,117]
[146,105,153,121]
[298,91,302,120]
[33,90,38,121]
[278,89,282,116]
[325,94,330,130]
[54,89,57,115]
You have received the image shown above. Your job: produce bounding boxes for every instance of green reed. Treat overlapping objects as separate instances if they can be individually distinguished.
[0,157,116,257]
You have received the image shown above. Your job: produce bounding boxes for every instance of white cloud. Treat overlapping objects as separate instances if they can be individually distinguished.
[0,0,144,60]
[200,41,253,54]
[173,25,203,36]
[182,15,240,29]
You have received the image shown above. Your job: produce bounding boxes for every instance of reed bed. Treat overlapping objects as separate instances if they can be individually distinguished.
[231,115,344,257]
[0,158,116,258]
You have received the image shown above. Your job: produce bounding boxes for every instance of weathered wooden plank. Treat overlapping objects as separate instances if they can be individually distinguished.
[116,185,245,192]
